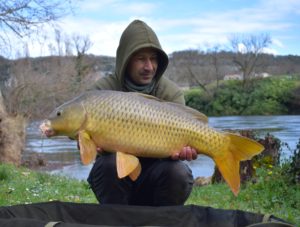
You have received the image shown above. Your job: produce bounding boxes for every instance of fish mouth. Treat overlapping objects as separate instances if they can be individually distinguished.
[40,120,55,137]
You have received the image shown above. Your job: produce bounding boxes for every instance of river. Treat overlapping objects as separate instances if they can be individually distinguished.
[25,115,300,180]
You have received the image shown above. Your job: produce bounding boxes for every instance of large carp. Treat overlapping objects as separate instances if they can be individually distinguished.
[40,90,264,196]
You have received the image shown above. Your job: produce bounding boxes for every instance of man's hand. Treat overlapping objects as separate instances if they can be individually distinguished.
[171,146,197,161]
[96,147,103,153]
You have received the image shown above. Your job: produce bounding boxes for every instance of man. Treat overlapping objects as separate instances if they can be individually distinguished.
[87,20,197,206]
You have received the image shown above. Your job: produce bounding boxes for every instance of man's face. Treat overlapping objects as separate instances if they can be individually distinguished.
[127,48,158,85]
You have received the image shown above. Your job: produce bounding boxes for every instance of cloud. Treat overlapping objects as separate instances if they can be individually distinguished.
[115,2,158,15]
[271,38,284,48]
[76,0,121,11]
[263,47,278,55]
[5,0,300,58]
[55,18,129,56]
[76,0,158,16]
[147,0,300,54]
[259,0,300,14]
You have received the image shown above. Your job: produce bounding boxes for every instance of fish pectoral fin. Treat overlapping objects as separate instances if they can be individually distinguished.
[78,130,97,165]
[116,151,141,180]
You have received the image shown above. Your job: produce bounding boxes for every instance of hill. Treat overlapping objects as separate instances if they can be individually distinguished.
[0,51,299,118]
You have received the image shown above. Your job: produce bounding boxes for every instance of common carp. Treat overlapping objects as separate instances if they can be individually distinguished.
[40,90,264,196]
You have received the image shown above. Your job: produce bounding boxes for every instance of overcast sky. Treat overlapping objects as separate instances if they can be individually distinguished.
[16,0,300,58]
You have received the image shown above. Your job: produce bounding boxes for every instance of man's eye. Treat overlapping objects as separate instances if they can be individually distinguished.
[151,56,158,61]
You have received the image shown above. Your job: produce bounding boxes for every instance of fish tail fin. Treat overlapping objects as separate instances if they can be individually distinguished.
[214,133,264,196]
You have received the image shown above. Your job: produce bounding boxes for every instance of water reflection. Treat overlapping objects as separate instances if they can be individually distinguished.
[25,115,300,180]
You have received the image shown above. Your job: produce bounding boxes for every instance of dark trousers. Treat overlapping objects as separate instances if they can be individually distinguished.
[87,153,194,206]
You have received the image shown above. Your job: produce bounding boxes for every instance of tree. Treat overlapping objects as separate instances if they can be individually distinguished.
[207,45,223,90]
[0,0,72,55]
[72,34,93,92]
[73,34,92,57]
[0,0,73,166]
[55,29,63,56]
[230,33,271,85]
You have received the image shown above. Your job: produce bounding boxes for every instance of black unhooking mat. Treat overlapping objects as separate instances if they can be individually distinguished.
[0,201,294,227]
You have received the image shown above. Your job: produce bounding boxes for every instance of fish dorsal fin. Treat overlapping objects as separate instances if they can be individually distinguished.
[168,102,208,123]
[78,130,97,165]
[133,92,161,101]
[116,151,141,180]
[134,92,208,123]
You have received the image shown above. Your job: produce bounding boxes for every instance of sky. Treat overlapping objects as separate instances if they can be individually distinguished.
[14,0,300,58]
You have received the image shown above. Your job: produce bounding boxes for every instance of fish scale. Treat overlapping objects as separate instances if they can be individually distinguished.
[85,92,222,156]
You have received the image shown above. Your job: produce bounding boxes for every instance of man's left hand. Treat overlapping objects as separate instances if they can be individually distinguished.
[171,146,197,161]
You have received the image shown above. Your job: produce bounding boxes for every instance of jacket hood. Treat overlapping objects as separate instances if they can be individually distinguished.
[115,20,169,87]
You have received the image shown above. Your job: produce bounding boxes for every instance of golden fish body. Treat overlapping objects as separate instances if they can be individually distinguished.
[40,90,264,196]
[81,92,218,158]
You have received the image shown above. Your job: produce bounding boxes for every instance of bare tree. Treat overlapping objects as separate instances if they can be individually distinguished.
[0,0,72,54]
[55,29,63,56]
[64,34,73,56]
[207,45,223,90]
[73,34,92,56]
[186,67,212,97]
[72,34,93,92]
[230,33,272,84]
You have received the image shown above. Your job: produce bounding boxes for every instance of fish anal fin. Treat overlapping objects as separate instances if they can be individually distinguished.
[116,152,140,180]
[78,130,97,165]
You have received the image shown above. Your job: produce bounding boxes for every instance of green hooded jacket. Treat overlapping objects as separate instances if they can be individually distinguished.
[91,20,185,104]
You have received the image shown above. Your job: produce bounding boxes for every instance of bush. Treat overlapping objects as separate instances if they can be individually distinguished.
[184,76,298,116]
[184,88,208,113]
[283,138,300,184]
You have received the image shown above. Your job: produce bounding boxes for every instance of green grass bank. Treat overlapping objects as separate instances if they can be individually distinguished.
[0,163,298,226]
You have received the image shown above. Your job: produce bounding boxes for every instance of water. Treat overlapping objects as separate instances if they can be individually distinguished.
[25,115,300,180]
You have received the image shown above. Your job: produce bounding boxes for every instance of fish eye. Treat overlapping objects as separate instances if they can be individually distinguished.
[56,111,62,116]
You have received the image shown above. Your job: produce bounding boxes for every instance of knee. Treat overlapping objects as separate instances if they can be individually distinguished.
[152,160,194,205]
[155,160,194,195]
[163,161,194,184]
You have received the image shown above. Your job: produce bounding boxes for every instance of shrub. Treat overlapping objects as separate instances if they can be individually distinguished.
[283,138,300,184]
[184,76,298,116]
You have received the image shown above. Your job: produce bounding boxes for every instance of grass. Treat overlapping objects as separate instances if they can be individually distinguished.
[0,164,96,205]
[188,167,300,226]
[0,164,299,226]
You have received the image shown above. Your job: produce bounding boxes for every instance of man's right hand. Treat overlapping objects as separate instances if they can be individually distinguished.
[170,146,197,161]
[96,147,103,154]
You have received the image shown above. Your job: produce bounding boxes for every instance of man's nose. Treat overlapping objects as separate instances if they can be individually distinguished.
[144,58,154,70]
